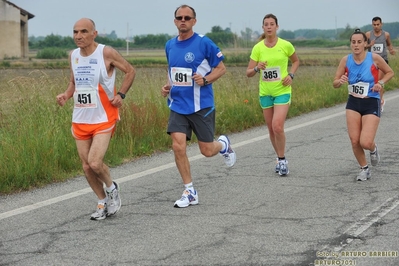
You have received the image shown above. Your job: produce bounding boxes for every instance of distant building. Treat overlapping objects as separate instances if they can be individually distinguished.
[0,0,34,59]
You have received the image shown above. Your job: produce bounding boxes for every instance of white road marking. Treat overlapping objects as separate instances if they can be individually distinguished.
[320,195,399,254]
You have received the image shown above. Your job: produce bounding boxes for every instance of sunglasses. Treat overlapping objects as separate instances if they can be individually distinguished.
[175,16,194,21]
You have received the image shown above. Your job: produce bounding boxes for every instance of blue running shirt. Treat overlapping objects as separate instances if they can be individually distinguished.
[165,33,224,115]
[345,52,379,99]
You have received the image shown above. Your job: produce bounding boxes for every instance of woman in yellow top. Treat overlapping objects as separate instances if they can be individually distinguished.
[246,13,299,176]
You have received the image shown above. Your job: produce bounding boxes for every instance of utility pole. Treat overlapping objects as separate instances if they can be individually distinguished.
[335,16,337,39]
[126,23,129,56]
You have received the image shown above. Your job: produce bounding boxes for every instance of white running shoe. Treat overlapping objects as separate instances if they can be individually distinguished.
[106,181,121,216]
[275,158,280,173]
[278,159,289,176]
[370,145,380,167]
[90,203,107,220]
[218,135,236,167]
[356,168,371,181]
[174,189,198,208]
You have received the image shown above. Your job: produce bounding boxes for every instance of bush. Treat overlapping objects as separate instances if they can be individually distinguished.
[0,61,11,67]
[36,48,68,59]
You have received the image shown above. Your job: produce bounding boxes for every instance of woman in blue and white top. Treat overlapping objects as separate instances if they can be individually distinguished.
[333,29,394,181]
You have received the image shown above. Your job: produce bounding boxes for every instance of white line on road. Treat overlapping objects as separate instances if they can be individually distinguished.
[320,195,399,254]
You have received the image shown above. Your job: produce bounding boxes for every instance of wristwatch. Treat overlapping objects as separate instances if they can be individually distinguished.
[378,80,385,88]
[117,92,126,99]
[203,77,209,86]
[288,73,295,80]
[254,66,260,73]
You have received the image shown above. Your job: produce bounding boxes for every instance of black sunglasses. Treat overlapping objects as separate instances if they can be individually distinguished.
[175,16,194,21]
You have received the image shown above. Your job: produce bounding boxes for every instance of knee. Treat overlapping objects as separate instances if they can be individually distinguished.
[350,139,361,148]
[272,124,284,135]
[360,139,373,150]
[82,162,91,173]
[200,148,214,157]
[88,160,102,173]
[172,142,186,156]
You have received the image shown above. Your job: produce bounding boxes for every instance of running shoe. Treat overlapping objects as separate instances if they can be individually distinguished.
[106,181,121,216]
[174,189,198,208]
[275,158,280,173]
[218,135,236,167]
[90,203,107,220]
[278,159,289,176]
[370,145,380,167]
[356,168,371,181]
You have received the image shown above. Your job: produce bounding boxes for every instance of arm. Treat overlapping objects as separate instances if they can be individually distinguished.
[282,52,299,86]
[246,59,260,78]
[385,32,396,55]
[161,74,171,97]
[288,52,299,75]
[103,46,136,104]
[333,56,349,88]
[365,32,374,49]
[193,61,226,86]
[56,52,75,107]
[373,53,395,84]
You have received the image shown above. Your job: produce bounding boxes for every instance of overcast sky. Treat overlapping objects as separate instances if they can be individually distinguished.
[10,0,399,38]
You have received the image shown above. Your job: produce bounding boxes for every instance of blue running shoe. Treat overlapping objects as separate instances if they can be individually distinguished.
[218,135,236,167]
[278,159,289,176]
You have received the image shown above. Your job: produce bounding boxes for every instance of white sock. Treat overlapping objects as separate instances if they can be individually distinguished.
[98,198,107,205]
[106,182,116,192]
[184,182,195,193]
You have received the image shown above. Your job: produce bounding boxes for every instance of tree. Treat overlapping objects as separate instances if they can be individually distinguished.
[206,26,236,48]
[133,34,172,48]
[40,34,64,47]
[339,24,356,40]
[211,26,224,33]
[279,30,295,40]
[107,30,118,40]
[240,27,253,41]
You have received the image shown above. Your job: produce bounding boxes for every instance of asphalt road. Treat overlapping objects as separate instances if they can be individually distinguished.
[1,90,399,266]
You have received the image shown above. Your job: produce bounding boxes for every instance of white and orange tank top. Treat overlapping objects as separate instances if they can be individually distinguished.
[71,44,119,124]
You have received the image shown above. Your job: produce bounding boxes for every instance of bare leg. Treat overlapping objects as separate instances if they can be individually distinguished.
[346,110,379,167]
[263,104,290,157]
[75,132,113,200]
[171,132,192,185]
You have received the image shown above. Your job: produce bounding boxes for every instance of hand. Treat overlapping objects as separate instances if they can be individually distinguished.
[56,93,68,107]
[257,61,267,70]
[372,83,383,93]
[161,84,171,97]
[282,75,293,86]
[192,73,205,86]
[338,72,348,85]
[110,95,123,108]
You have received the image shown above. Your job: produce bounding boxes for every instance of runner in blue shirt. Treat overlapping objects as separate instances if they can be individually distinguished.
[161,4,236,208]
[333,29,394,181]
